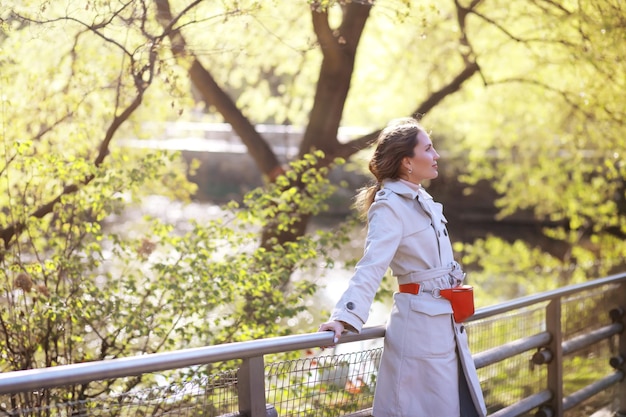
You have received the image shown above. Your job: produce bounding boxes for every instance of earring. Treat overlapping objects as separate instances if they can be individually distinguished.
[408,167,413,174]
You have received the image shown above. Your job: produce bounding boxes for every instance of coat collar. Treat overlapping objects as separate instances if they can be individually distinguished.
[382,179,433,201]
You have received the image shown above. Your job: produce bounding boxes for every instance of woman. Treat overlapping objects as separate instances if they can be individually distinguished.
[318,118,487,417]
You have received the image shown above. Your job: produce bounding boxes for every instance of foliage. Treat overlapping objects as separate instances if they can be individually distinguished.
[1,138,349,411]
[0,1,353,409]
[426,0,626,288]
[1,0,192,381]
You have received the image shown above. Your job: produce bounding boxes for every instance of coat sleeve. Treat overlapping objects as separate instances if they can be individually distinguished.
[329,199,403,333]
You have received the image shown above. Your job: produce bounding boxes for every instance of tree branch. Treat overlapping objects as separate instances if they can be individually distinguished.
[335,56,480,162]
[335,130,380,160]
[414,60,480,116]
[153,0,282,178]
[311,3,341,66]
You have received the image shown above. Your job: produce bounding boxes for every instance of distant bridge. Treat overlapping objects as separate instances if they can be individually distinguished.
[122,122,372,158]
[120,122,374,208]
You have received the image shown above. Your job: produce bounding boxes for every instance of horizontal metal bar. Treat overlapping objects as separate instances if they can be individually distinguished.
[468,273,626,322]
[562,323,624,356]
[343,408,373,417]
[563,371,624,411]
[0,326,386,395]
[488,390,553,417]
[473,332,552,369]
[220,404,278,417]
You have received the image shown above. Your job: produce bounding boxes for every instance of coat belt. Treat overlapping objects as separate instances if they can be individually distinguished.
[396,261,465,285]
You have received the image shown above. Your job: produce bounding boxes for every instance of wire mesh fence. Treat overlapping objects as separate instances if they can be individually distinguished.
[467,305,549,415]
[266,348,382,417]
[0,369,239,417]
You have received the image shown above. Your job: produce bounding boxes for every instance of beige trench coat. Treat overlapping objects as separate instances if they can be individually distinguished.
[330,180,487,417]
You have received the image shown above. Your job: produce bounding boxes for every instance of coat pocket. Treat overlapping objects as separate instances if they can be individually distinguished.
[409,295,453,316]
[388,296,455,358]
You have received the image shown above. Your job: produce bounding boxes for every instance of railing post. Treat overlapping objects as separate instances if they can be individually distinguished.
[238,356,268,417]
[544,298,564,416]
[616,283,626,417]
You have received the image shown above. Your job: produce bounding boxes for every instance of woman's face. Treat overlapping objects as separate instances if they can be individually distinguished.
[402,130,440,184]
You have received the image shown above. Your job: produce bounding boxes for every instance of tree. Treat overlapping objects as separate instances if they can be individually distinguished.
[153,0,481,245]
[146,0,626,297]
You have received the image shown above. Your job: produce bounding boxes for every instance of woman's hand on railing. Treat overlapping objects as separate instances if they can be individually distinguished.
[318,320,345,349]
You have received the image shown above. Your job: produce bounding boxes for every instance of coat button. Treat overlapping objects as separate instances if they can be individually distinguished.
[460,325,465,333]
[377,190,385,196]
[444,229,448,236]
[346,302,355,310]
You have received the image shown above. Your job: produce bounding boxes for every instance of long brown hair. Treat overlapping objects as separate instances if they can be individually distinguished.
[353,118,425,219]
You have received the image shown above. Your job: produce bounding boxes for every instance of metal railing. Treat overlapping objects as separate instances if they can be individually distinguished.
[469,274,626,417]
[0,273,624,416]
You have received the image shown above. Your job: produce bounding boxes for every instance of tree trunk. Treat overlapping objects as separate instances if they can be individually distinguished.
[300,3,372,157]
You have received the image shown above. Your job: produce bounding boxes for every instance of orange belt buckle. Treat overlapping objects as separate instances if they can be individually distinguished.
[398,283,421,295]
